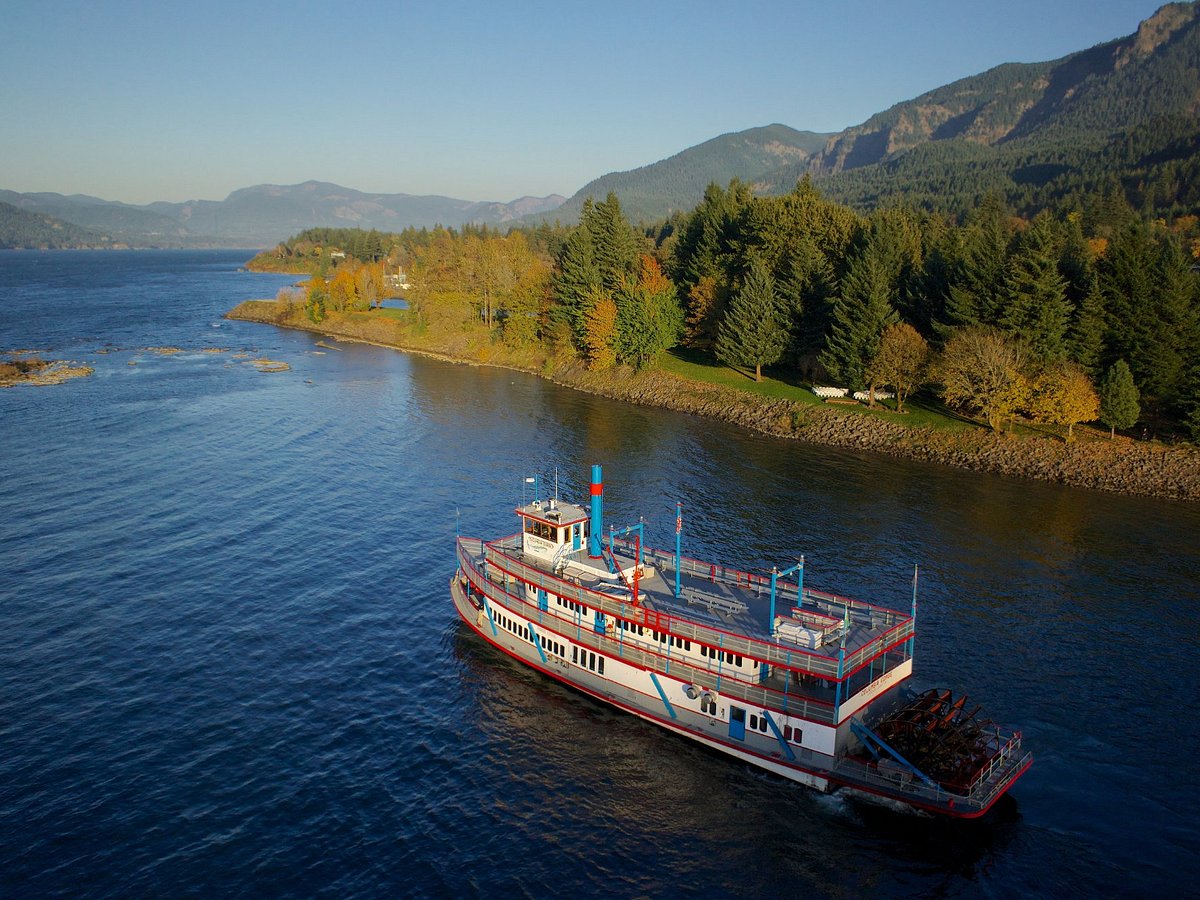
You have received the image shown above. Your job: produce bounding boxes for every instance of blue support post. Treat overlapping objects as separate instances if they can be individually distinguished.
[834,646,845,719]
[769,567,779,637]
[909,563,919,656]
[762,711,796,762]
[649,673,678,719]
[527,623,549,665]
[674,502,682,600]
[770,559,805,636]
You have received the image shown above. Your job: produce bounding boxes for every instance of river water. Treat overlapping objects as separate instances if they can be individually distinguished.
[1,250,1197,897]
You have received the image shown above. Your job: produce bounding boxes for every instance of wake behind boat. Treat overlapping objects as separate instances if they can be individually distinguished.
[451,464,1031,817]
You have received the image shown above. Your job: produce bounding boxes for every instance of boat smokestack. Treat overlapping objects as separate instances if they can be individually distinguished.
[589,464,603,557]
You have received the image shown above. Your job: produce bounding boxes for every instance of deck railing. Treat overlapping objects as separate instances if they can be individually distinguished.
[831,725,1031,812]
[459,539,838,724]
[477,538,913,683]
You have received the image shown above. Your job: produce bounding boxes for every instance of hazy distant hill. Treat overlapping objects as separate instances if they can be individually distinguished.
[544,124,832,224]
[0,200,120,249]
[0,183,567,247]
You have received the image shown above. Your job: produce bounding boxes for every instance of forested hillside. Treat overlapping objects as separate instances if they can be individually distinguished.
[0,201,118,249]
[546,125,831,225]
[758,2,1200,219]
[256,172,1200,444]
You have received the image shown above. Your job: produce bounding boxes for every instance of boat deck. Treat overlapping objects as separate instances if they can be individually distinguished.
[478,535,914,707]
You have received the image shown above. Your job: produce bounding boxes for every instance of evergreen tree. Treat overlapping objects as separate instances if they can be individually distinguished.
[552,199,601,349]
[1098,359,1140,438]
[1066,284,1107,376]
[1000,213,1071,361]
[819,241,900,390]
[714,257,787,382]
[939,194,1012,333]
[1146,235,1200,407]
[1099,223,1158,390]
[590,192,640,293]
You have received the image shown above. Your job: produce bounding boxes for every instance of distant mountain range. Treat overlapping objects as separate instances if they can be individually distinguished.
[0,184,567,249]
[5,1,1199,248]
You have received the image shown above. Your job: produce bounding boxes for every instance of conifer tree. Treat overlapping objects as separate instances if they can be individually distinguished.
[819,242,900,391]
[939,194,1012,333]
[591,192,640,293]
[1000,213,1071,361]
[714,257,786,382]
[1098,359,1140,438]
[1066,284,1106,376]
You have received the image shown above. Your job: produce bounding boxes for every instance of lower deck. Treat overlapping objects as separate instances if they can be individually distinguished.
[451,568,1030,817]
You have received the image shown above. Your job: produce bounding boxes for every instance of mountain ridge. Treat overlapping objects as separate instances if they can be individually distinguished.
[5,1,1199,246]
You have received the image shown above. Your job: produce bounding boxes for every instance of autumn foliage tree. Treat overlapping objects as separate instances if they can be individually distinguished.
[583,288,618,370]
[934,327,1028,433]
[866,323,929,411]
[1026,362,1100,442]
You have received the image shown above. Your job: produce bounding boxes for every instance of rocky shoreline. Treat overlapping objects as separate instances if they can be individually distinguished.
[226,302,1200,502]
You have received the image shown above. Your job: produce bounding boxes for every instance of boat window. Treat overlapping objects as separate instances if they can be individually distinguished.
[750,714,759,730]
[791,729,802,746]
[784,725,793,741]
[736,655,743,667]
[598,656,605,675]
[572,646,578,664]
[685,640,691,651]
[589,652,596,671]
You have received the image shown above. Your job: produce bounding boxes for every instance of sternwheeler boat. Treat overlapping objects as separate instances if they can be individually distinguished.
[451,465,1031,817]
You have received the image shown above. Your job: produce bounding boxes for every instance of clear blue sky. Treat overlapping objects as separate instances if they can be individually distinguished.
[0,0,1168,205]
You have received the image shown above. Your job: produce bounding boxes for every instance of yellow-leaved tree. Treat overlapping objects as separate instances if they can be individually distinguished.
[583,288,618,370]
[1027,362,1100,442]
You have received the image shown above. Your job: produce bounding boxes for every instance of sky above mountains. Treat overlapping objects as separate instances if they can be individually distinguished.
[2,0,1167,205]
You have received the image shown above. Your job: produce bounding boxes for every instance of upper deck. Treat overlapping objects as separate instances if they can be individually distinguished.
[463,532,915,726]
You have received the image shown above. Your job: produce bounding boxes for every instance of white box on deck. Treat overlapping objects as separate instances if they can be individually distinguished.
[775,617,824,649]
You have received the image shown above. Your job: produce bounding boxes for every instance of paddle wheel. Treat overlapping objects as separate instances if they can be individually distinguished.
[869,688,1004,791]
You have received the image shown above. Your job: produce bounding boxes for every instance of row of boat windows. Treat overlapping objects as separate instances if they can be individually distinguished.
[548,594,752,671]
[495,610,532,645]
[572,645,605,675]
[495,605,600,673]
[556,596,586,616]
[494,601,805,749]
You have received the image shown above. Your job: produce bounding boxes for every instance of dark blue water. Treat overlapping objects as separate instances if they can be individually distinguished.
[2,250,1198,897]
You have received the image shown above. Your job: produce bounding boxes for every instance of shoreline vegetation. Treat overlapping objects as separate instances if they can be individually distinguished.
[225,299,1200,502]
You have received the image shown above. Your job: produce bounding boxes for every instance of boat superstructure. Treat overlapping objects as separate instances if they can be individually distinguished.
[451,465,1031,817]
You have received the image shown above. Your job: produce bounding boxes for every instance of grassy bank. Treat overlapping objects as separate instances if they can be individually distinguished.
[226,300,1200,502]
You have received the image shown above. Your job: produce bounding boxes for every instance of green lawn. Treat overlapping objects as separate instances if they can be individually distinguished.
[657,348,978,433]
